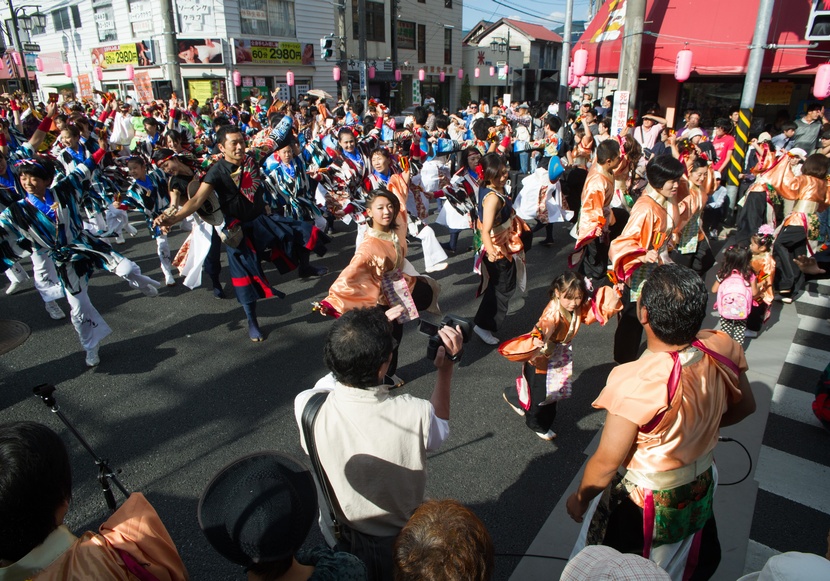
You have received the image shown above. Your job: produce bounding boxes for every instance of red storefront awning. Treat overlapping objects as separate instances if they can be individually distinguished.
[575,0,830,77]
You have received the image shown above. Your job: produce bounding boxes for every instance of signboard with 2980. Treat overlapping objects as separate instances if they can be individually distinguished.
[104,48,138,65]
[233,39,308,65]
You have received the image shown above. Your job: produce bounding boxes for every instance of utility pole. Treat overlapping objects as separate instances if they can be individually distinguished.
[159,0,182,95]
[725,0,776,213]
[338,1,347,102]
[504,28,510,98]
[7,0,34,102]
[617,0,646,118]
[558,0,573,105]
[357,0,368,113]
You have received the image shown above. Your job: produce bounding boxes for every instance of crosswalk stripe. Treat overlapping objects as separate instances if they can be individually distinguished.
[743,540,781,576]
[783,344,830,371]
[797,292,830,308]
[755,446,830,515]
[771,384,824,429]
[796,315,830,335]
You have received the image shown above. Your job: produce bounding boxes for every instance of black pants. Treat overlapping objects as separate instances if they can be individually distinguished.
[603,495,722,581]
[747,302,767,332]
[614,287,643,364]
[389,278,434,375]
[670,239,715,278]
[475,256,516,332]
[733,190,768,247]
[203,229,223,287]
[773,225,807,294]
[523,363,558,432]
[578,237,610,289]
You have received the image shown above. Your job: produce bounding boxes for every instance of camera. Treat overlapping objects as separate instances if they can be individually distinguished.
[419,315,472,362]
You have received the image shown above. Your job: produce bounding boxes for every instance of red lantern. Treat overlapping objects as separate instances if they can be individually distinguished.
[418,69,425,81]
[395,69,402,82]
[815,63,830,99]
[675,49,693,82]
[489,66,495,77]
[11,52,21,67]
[573,48,588,77]
[286,71,295,86]
[333,66,341,82]
[125,64,134,80]
[95,66,103,81]
[64,63,73,78]
[232,70,242,87]
[368,65,375,79]
[474,67,480,78]
[504,65,509,75]
[457,68,463,79]
[35,57,43,72]
[439,71,445,82]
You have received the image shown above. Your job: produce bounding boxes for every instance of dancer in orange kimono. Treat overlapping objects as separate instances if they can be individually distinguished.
[772,153,830,300]
[610,155,684,364]
[672,153,716,277]
[746,226,776,337]
[499,272,621,440]
[570,140,621,288]
[566,265,755,581]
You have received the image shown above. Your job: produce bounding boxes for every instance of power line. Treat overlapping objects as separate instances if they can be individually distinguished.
[491,0,566,24]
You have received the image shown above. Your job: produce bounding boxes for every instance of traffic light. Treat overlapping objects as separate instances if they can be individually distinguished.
[321,36,334,60]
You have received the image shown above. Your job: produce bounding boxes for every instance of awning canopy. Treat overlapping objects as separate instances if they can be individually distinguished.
[575,0,830,77]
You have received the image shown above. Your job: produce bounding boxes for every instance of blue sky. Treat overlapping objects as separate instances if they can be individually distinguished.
[460,0,594,32]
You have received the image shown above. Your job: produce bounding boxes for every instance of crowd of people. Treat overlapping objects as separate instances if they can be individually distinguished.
[1,86,829,580]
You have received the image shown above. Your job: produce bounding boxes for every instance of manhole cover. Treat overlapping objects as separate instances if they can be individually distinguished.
[0,320,31,356]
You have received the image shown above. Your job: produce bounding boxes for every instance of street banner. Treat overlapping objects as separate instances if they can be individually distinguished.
[610,90,630,136]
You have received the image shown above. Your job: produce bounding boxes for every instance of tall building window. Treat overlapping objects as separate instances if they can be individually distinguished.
[94,5,117,42]
[52,7,81,31]
[397,20,415,50]
[444,27,451,64]
[417,24,426,63]
[352,0,385,42]
[240,0,296,38]
[445,0,452,7]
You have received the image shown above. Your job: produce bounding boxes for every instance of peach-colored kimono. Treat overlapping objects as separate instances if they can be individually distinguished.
[675,165,715,255]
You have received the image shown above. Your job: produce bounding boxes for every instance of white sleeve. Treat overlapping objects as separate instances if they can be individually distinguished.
[293,373,336,454]
[426,404,450,451]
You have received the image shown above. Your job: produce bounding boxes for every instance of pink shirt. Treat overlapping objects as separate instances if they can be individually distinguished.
[634,123,664,150]
[712,134,735,171]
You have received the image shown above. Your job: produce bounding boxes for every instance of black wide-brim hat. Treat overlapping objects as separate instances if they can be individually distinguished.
[198,452,317,567]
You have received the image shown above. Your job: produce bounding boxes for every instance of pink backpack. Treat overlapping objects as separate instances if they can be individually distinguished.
[716,270,752,320]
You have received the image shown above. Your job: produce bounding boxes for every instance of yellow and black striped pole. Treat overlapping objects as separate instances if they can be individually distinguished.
[726,107,753,189]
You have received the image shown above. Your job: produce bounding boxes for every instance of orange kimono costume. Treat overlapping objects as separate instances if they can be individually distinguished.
[735,154,796,243]
[747,251,776,332]
[499,288,622,433]
[569,165,615,280]
[609,186,678,364]
[672,166,716,275]
[572,331,747,581]
[1,493,188,581]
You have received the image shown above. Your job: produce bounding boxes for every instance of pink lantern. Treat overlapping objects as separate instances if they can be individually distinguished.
[567,63,575,86]
[64,63,73,78]
[504,64,509,75]
[11,52,21,67]
[457,68,464,79]
[286,71,295,86]
[474,67,480,78]
[125,64,134,80]
[232,70,242,87]
[578,75,589,87]
[333,66,341,81]
[35,57,43,72]
[814,63,830,99]
[439,71,445,82]
[418,69,425,81]
[573,47,589,77]
[95,66,103,81]
[489,66,495,77]
[674,48,693,82]
[395,69,402,82]
[368,65,376,79]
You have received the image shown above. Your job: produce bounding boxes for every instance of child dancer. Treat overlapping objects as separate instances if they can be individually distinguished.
[712,245,758,344]
[499,272,621,440]
[746,225,776,338]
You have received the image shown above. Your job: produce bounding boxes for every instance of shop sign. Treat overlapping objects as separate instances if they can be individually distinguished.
[78,74,93,99]
[756,81,794,106]
[177,0,212,33]
[134,70,154,103]
[232,39,304,65]
[176,38,224,65]
[91,41,156,70]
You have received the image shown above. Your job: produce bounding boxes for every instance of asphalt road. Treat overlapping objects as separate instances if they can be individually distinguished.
[0,218,621,580]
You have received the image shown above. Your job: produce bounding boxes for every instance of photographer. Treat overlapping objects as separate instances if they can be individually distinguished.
[294,306,463,580]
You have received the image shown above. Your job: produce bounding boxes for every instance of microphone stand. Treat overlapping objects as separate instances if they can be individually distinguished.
[33,383,130,512]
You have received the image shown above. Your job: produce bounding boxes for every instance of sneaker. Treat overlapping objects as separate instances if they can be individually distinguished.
[535,429,557,441]
[383,374,405,389]
[474,325,499,345]
[44,301,66,320]
[298,265,329,278]
[503,391,525,416]
[164,273,176,286]
[5,281,23,295]
[85,345,100,367]
[744,330,758,338]
[115,235,126,244]
[424,262,448,273]
[141,284,159,297]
